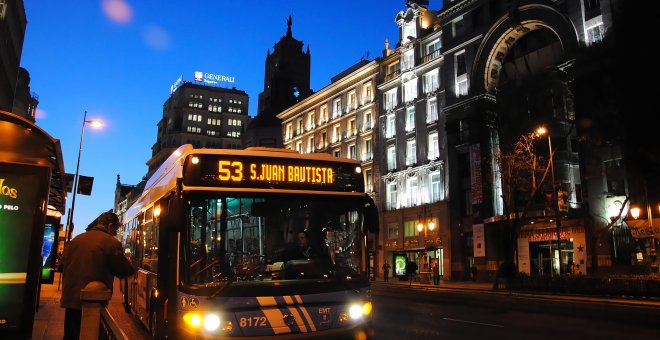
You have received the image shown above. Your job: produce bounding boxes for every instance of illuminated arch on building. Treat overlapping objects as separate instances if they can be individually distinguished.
[471,3,580,95]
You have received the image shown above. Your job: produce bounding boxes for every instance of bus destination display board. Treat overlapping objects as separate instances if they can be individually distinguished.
[183,155,364,192]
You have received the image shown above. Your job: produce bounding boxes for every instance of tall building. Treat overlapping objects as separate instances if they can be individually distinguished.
[278,59,379,274]
[0,0,27,112]
[434,0,627,278]
[376,2,450,279]
[12,67,38,122]
[244,16,312,148]
[146,81,250,178]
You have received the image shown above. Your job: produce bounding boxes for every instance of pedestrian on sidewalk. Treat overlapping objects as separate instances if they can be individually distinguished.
[60,211,136,340]
[406,260,418,287]
[382,262,391,282]
[432,260,440,285]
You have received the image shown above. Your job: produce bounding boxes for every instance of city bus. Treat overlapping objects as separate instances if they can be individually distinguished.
[120,144,378,339]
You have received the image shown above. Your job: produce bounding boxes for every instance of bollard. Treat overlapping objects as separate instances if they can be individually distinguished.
[79,281,112,340]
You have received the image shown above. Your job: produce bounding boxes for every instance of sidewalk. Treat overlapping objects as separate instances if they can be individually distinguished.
[32,273,65,340]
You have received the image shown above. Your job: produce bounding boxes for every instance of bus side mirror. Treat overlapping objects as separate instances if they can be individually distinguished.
[364,195,379,233]
[163,195,183,232]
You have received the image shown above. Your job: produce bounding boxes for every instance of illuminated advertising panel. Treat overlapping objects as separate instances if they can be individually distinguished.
[183,155,364,193]
[394,255,407,276]
[0,163,50,338]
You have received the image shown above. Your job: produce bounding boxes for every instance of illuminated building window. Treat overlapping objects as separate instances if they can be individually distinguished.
[362,139,372,161]
[424,69,439,93]
[404,220,419,236]
[384,88,398,111]
[333,98,342,118]
[387,145,396,171]
[333,125,341,143]
[348,144,356,160]
[429,171,442,202]
[385,114,395,139]
[363,111,372,131]
[362,84,372,104]
[402,50,415,71]
[307,112,315,130]
[365,169,373,192]
[405,107,415,132]
[349,91,357,110]
[387,182,397,210]
[285,123,293,140]
[387,222,398,239]
[406,139,416,166]
[403,78,417,102]
[319,105,328,124]
[586,21,604,45]
[427,97,438,123]
[426,39,441,56]
[403,20,416,41]
[452,16,464,38]
[455,51,468,97]
[406,176,419,207]
[428,131,439,160]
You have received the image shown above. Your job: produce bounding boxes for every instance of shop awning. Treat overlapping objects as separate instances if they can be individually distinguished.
[0,110,66,215]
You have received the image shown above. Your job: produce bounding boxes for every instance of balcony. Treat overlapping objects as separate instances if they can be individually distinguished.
[405,157,417,166]
[361,153,373,162]
[421,49,441,64]
[306,123,315,131]
[362,122,373,132]
[384,70,401,82]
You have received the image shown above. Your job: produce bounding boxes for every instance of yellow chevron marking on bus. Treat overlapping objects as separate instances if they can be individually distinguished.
[287,307,308,332]
[294,295,317,332]
[256,297,290,334]
[283,296,295,305]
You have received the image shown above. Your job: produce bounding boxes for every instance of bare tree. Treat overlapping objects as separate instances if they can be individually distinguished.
[495,132,553,281]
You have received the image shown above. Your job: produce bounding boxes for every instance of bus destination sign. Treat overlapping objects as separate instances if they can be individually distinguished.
[183,155,362,192]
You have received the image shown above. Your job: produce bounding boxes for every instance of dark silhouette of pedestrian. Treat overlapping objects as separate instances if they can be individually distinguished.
[60,211,136,340]
[432,260,440,285]
[382,262,391,282]
[406,260,418,287]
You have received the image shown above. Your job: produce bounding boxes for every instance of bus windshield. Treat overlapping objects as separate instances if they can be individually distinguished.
[183,194,367,290]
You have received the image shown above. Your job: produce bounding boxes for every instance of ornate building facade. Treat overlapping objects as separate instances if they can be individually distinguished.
[376,2,451,280]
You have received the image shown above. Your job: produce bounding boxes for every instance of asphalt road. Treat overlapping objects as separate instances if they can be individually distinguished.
[372,293,660,340]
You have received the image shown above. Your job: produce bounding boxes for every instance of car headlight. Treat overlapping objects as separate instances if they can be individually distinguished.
[349,304,363,320]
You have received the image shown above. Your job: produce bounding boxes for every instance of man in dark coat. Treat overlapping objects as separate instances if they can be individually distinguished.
[60,211,136,340]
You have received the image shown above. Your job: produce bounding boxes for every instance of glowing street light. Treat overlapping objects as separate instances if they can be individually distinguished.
[65,110,103,243]
[536,126,563,275]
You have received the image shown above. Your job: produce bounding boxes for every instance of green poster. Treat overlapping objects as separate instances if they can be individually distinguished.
[0,164,50,338]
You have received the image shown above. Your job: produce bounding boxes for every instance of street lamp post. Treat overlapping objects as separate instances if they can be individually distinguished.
[630,185,658,273]
[64,111,102,244]
[536,127,563,275]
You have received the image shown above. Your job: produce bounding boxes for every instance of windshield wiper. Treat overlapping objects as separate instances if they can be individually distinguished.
[209,275,236,300]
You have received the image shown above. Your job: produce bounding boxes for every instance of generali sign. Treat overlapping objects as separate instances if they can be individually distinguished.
[194,71,235,85]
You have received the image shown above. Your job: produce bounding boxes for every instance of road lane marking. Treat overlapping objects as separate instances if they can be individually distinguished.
[442,317,504,328]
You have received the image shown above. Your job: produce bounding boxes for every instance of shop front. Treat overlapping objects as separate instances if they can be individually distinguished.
[517,223,587,275]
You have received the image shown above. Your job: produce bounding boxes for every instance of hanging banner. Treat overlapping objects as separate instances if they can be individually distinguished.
[470,144,483,204]
[627,219,660,239]
[473,223,485,257]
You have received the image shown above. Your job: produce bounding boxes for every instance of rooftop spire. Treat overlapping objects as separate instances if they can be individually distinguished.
[286,15,292,37]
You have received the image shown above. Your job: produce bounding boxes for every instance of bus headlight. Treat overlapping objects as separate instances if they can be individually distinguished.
[349,304,363,320]
[203,314,221,331]
[342,302,372,323]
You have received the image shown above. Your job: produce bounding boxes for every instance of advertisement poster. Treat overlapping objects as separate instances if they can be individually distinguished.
[0,164,50,338]
[473,224,485,257]
[40,220,59,284]
[394,255,407,276]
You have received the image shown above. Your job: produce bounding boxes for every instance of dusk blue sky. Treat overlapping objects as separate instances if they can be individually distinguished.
[21,0,441,236]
